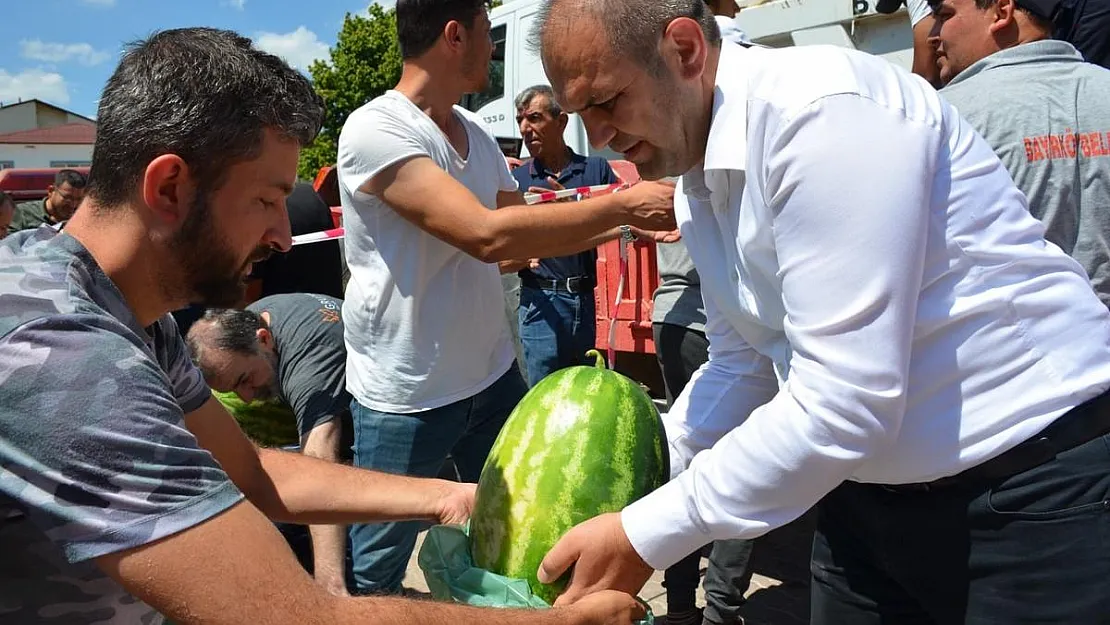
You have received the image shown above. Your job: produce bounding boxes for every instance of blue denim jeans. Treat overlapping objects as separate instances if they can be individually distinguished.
[346,364,527,594]
[518,286,596,387]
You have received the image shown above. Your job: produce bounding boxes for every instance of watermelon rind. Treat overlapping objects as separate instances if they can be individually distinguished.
[469,349,670,604]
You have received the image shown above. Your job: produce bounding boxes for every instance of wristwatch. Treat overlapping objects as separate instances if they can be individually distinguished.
[619,224,635,243]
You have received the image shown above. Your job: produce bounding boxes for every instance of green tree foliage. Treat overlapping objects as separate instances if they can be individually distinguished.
[297,5,402,180]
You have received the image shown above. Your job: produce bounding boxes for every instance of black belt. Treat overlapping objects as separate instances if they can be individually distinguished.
[881,386,1110,493]
[521,275,595,294]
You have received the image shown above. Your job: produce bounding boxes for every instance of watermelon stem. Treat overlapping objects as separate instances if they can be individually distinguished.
[585,349,606,369]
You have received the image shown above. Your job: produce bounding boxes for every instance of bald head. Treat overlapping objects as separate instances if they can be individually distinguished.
[186,308,281,402]
[529,0,722,180]
[533,0,720,74]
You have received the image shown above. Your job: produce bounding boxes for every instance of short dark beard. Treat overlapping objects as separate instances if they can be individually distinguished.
[256,347,281,401]
[169,191,273,308]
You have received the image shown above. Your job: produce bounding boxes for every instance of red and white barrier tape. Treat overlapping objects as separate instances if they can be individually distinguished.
[291,227,345,247]
[291,182,631,247]
[522,182,627,205]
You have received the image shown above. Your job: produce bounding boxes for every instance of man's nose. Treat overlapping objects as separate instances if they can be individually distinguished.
[268,199,293,253]
[580,110,616,150]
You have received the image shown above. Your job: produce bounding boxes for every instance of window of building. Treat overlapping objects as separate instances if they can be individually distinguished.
[49,160,92,168]
[0,161,14,170]
[459,24,507,113]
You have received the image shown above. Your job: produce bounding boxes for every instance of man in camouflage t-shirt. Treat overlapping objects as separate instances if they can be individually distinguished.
[0,24,645,625]
[0,227,240,623]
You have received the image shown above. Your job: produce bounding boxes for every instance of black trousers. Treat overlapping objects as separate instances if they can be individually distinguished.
[654,322,755,623]
[812,401,1110,624]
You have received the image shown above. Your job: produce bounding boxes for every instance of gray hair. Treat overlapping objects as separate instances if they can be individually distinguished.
[531,0,720,73]
[514,84,563,116]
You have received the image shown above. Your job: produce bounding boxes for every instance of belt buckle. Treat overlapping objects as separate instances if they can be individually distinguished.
[565,277,577,292]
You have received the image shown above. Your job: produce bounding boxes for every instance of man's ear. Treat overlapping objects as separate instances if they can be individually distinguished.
[256,327,273,350]
[46,184,56,196]
[662,17,710,82]
[989,0,1019,32]
[444,20,466,54]
[557,112,569,131]
[141,154,196,231]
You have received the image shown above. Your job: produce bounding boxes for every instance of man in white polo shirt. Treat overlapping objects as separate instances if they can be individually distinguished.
[528,0,1110,623]
[336,0,677,596]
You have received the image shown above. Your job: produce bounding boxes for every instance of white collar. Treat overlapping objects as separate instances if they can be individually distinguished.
[703,40,753,173]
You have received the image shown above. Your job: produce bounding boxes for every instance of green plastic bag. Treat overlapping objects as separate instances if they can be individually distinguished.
[418,524,654,624]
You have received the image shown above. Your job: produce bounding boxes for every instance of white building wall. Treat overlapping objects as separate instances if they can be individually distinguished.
[0,144,94,169]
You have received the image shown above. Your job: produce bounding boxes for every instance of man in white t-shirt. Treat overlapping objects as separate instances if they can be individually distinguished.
[336,0,679,596]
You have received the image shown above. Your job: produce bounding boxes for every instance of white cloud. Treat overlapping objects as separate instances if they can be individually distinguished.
[253,27,329,71]
[222,0,246,9]
[0,68,70,106]
[80,0,116,6]
[349,0,392,17]
[19,40,111,66]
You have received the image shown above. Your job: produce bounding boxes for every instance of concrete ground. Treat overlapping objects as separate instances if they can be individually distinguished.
[403,509,815,624]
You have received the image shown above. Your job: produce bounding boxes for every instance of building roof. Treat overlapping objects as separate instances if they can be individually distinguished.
[0,122,96,145]
[0,98,96,124]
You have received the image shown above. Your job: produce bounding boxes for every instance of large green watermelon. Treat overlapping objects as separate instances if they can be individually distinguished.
[212,390,299,448]
[469,350,669,605]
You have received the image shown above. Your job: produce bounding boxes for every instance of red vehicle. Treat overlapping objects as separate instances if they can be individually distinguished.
[0,167,90,202]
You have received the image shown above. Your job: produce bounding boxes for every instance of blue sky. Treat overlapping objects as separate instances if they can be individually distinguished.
[0,0,391,119]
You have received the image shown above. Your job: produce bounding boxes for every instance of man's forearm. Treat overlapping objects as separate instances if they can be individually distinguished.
[327,596,585,625]
[252,448,447,524]
[481,193,629,261]
[300,422,349,594]
[577,226,624,251]
[309,523,349,595]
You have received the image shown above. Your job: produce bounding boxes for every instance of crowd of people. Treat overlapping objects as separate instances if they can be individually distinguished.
[2,0,1110,623]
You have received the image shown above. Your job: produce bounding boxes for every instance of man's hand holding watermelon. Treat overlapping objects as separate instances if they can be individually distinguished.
[537,512,654,607]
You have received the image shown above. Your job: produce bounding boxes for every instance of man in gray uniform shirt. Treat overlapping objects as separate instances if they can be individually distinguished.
[931,0,1110,305]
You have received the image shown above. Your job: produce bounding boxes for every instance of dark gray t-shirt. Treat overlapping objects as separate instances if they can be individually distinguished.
[0,229,243,623]
[247,293,350,438]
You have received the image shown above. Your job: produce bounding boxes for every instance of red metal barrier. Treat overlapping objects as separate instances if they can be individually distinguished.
[593,160,660,356]
[595,238,659,355]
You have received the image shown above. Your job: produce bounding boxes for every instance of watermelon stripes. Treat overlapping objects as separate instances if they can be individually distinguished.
[469,351,669,604]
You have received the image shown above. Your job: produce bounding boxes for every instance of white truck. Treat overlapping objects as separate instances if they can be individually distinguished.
[462,0,916,158]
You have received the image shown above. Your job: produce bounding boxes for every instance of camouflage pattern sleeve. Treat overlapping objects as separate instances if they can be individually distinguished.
[156,313,214,414]
[0,315,244,563]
